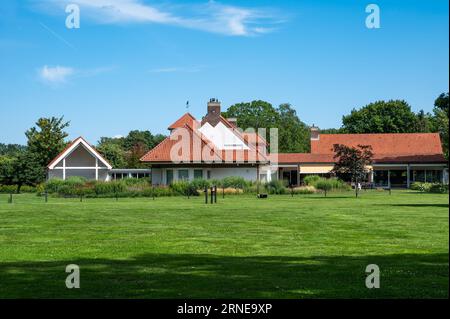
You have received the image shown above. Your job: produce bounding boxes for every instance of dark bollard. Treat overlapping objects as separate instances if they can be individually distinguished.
[204,186,208,204]
[214,186,217,203]
[210,186,214,204]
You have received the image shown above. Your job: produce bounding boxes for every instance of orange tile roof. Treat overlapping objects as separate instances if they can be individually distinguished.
[168,113,199,130]
[311,133,444,155]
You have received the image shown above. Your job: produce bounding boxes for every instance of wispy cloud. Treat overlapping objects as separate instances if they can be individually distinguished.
[37,65,115,85]
[149,66,202,73]
[36,0,283,36]
[38,65,74,83]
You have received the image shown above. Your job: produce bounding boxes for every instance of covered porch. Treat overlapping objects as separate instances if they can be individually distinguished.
[372,164,448,188]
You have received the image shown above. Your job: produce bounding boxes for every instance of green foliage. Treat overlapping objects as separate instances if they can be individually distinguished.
[96,143,127,168]
[0,156,16,185]
[0,143,26,156]
[315,179,333,197]
[13,151,46,188]
[303,175,321,186]
[264,180,287,194]
[433,93,449,160]
[221,176,250,189]
[342,100,426,134]
[411,182,448,194]
[190,178,211,190]
[97,130,167,169]
[170,181,199,196]
[25,116,69,167]
[223,100,310,153]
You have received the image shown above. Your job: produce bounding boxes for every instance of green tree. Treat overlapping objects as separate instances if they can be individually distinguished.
[97,142,127,168]
[123,130,154,150]
[12,151,46,192]
[316,179,333,197]
[332,144,373,198]
[0,143,26,156]
[223,100,310,152]
[277,104,310,152]
[342,100,421,133]
[0,156,16,185]
[433,92,449,159]
[25,117,70,167]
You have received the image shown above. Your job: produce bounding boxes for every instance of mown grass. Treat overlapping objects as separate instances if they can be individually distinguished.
[0,190,448,298]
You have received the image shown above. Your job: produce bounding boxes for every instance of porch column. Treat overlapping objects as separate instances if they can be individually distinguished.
[298,165,301,186]
[406,164,410,188]
[387,170,391,188]
[63,158,66,180]
[95,158,99,181]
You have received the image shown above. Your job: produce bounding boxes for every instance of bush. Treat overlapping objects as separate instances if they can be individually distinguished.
[303,175,321,186]
[170,181,199,196]
[411,182,432,192]
[429,183,449,194]
[292,186,316,194]
[190,178,211,190]
[0,185,18,193]
[264,180,286,194]
[221,176,249,189]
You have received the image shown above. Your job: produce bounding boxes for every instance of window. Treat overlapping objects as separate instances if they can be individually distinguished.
[178,169,189,181]
[194,169,203,179]
[166,170,173,185]
[207,170,212,180]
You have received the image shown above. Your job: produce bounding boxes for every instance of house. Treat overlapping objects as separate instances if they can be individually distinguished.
[47,137,150,181]
[272,129,448,188]
[141,98,448,188]
[47,98,448,188]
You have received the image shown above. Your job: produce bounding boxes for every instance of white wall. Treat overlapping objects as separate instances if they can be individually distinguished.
[198,122,249,150]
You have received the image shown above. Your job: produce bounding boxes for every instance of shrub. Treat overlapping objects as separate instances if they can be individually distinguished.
[264,180,286,194]
[411,182,432,192]
[190,178,211,190]
[170,181,199,196]
[45,178,65,193]
[222,176,249,189]
[429,183,449,194]
[303,175,321,186]
[0,185,18,193]
[316,179,333,197]
[293,186,316,194]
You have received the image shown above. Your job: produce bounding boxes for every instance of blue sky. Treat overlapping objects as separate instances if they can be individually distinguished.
[0,0,448,145]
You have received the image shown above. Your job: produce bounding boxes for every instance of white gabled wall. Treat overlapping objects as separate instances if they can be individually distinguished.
[198,122,249,150]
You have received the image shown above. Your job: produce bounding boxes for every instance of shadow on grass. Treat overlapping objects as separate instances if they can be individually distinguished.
[0,253,447,299]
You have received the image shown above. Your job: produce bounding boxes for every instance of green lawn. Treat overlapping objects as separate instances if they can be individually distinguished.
[0,190,448,298]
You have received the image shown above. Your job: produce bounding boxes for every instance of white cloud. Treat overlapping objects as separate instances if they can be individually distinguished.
[38,0,282,36]
[149,66,202,73]
[37,65,115,85]
[38,65,74,83]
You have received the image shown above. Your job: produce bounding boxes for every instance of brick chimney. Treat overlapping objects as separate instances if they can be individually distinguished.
[202,98,221,126]
[310,125,320,140]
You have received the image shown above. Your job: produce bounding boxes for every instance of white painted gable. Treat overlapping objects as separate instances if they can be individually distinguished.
[198,122,250,150]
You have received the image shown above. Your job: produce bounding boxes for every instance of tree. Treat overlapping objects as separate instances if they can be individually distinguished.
[342,100,422,133]
[123,130,154,150]
[0,143,26,156]
[0,156,15,185]
[316,179,333,197]
[25,117,70,167]
[97,142,127,168]
[12,151,46,192]
[332,144,373,198]
[277,104,310,152]
[433,92,449,159]
[126,142,148,168]
[223,100,310,152]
